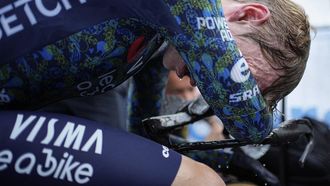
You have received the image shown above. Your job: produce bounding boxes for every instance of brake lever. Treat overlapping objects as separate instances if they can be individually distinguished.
[142,96,214,136]
[142,109,213,130]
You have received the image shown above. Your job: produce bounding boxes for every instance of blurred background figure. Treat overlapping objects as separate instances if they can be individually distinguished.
[161,70,225,142]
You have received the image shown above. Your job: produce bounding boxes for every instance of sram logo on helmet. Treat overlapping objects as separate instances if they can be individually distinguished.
[230,58,251,83]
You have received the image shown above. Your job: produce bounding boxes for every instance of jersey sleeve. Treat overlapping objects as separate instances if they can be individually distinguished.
[161,0,272,142]
[0,111,181,185]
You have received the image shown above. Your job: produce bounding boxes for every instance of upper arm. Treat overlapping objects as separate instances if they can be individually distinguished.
[159,0,272,141]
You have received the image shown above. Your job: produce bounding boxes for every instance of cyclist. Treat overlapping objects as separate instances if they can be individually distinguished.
[0,0,310,185]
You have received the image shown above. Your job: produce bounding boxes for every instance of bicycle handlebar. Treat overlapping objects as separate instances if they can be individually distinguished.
[142,97,314,166]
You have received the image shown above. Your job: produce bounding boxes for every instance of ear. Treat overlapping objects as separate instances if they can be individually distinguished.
[226,3,270,25]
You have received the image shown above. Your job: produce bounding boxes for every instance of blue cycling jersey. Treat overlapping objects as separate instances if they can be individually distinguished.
[0,0,272,142]
[0,0,274,184]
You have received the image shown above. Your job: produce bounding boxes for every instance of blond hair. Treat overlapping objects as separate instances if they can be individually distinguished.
[234,0,311,109]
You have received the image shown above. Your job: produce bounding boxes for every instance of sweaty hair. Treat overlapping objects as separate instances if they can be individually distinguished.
[233,0,311,109]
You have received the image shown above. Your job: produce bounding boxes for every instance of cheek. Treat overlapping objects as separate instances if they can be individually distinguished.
[162,46,183,70]
[247,60,266,90]
[163,48,176,70]
[248,61,279,92]
[163,55,174,70]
